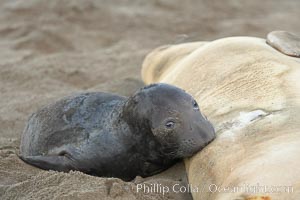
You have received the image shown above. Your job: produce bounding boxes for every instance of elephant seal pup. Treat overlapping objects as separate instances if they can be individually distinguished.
[267,31,300,57]
[20,83,215,181]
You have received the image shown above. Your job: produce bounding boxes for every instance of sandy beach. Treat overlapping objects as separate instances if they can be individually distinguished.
[0,0,299,199]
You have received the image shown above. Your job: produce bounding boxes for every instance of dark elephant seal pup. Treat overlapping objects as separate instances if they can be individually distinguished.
[20,83,215,181]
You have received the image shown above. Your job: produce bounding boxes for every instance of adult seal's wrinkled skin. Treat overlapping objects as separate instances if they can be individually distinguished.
[19,83,215,181]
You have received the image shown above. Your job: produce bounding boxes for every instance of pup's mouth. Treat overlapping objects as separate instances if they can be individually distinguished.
[182,137,216,158]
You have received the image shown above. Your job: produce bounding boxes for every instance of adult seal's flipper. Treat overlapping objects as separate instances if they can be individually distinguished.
[267,30,300,57]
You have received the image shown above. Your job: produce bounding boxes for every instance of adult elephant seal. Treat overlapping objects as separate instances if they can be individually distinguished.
[19,83,215,181]
[142,32,300,200]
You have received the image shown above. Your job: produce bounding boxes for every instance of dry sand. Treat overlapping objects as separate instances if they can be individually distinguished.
[0,0,299,199]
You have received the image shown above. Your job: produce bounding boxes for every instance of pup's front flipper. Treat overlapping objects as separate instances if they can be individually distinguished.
[19,154,77,172]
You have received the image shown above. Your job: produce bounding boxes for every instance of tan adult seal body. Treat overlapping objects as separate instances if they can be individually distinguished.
[20,83,215,181]
[142,34,300,199]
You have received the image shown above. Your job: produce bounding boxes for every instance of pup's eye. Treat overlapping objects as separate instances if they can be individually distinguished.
[165,121,175,129]
[193,100,199,110]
